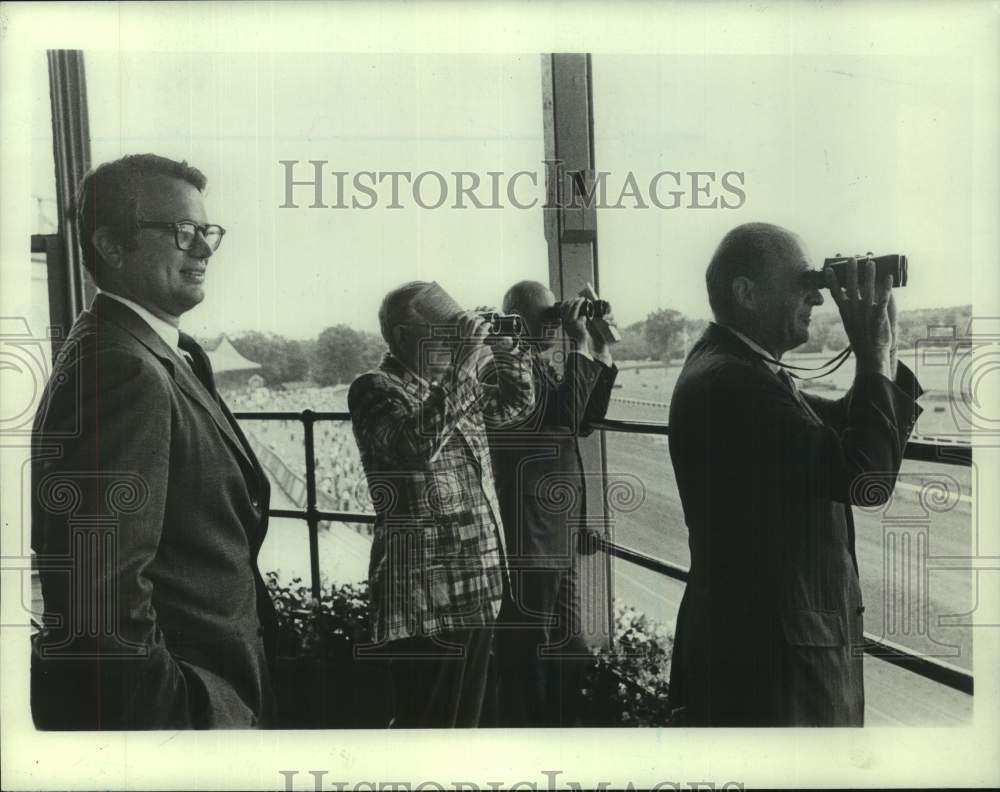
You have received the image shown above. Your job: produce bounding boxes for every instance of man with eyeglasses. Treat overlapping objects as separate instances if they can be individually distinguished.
[31,154,276,729]
[349,281,535,728]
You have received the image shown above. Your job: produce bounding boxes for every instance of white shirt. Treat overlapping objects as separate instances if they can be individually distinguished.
[100,291,187,361]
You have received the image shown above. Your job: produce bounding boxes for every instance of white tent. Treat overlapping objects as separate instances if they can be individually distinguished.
[207,336,261,374]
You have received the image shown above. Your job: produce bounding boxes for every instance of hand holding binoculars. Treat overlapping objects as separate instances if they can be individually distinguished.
[801,254,908,290]
[477,311,524,337]
[473,299,614,340]
[540,298,612,323]
[474,284,618,348]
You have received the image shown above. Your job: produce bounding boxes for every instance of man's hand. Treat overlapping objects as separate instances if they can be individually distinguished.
[592,306,616,366]
[484,333,518,354]
[826,256,895,379]
[454,311,492,379]
[561,297,595,357]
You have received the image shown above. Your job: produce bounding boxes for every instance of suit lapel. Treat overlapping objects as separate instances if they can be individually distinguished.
[455,412,484,472]
[174,352,256,473]
[705,324,825,424]
[92,295,256,474]
[217,394,269,495]
[776,369,825,425]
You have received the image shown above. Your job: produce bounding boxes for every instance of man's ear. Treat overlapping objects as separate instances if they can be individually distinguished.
[731,276,757,312]
[92,227,125,271]
[392,325,407,356]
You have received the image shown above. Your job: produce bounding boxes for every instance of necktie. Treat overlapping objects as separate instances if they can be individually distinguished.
[178,334,216,395]
[177,335,260,489]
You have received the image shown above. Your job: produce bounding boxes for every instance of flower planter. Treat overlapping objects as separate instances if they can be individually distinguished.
[272,652,391,728]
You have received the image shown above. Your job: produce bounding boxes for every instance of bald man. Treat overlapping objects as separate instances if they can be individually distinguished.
[667,223,923,726]
[487,280,618,727]
[349,281,535,728]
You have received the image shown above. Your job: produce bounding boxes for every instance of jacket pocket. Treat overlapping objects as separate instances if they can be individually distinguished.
[781,609,845,647]
[423,561,484,617]
[430,510,479,558]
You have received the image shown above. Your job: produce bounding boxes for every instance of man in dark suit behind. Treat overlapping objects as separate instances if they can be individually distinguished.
[667,223,922,726]
[489,281,618,727]
[31,154,276,729]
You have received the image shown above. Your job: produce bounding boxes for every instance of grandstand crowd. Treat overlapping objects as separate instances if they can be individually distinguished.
[223,384,373,520]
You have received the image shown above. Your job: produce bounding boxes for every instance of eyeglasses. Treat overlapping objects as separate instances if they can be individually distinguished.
[137,220,226,252]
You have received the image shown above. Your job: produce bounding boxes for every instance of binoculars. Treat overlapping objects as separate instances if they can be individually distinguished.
[540,298,612,323]
[478,312,525,337]
[801,254,908,290]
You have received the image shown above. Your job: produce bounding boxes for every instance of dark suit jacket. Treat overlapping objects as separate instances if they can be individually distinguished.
[31,294,277,729]
[666,323,922,726]
[489,350,618,567]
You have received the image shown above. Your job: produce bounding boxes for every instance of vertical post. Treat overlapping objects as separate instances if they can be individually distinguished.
[46,49,94,338]
[541,53,611,651]
[31,235,69,361]
[302,410,322,604]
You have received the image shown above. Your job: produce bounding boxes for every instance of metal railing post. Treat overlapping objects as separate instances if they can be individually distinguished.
[301,410,322,605]
[232,409,974,697]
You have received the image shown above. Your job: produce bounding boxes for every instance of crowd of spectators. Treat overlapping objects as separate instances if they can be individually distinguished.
[223,384,373,519]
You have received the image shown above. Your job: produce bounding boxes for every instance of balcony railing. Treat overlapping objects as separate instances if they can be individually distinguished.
[233,408,975,699]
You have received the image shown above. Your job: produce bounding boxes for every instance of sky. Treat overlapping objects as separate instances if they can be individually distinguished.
[33,50,980,340]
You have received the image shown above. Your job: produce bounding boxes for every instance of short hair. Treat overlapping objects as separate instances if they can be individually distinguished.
[705,222,798,320]
[502,280,551,315]
[378,281,432,354]
[75,154,207,285]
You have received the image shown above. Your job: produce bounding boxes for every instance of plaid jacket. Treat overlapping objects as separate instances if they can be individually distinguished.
[349,347,534,643]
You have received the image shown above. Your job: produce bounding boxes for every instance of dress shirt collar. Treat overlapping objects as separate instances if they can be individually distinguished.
[99,291,183,356]
[713,321,781,374]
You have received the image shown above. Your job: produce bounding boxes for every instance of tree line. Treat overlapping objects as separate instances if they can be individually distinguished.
[208,304,972,386]
[214,327,388,387]
[616,304,973,365]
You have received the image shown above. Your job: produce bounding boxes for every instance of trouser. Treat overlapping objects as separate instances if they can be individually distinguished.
[495,565,590,727]
[386,626,494,728]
